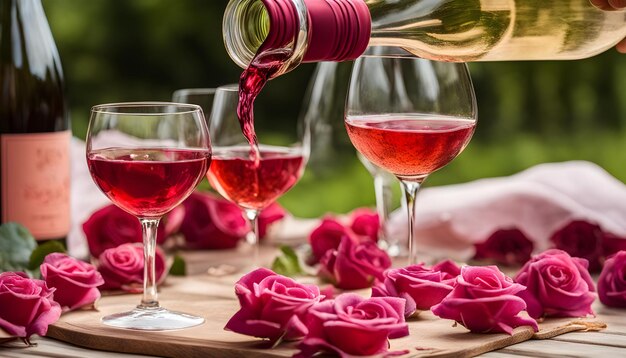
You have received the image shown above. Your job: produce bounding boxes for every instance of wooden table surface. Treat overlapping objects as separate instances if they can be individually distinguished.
[2,301,625,358]
[2,247,625,358]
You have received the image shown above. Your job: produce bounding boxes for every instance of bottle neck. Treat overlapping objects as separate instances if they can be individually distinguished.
[300,0,371,62]
[223,0,371,73]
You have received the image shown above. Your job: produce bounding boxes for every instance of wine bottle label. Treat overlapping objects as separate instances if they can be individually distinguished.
[1,131,71,240]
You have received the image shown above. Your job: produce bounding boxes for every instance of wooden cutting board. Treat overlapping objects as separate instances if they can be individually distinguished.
[46,273,605,358]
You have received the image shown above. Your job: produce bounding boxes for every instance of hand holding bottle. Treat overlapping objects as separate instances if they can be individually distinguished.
[591,0,626,52]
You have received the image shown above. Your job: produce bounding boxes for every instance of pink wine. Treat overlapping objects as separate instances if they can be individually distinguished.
[238,48,292,158]
[207,146,304,210]
[87,148,211,218]
[345,115,476,179]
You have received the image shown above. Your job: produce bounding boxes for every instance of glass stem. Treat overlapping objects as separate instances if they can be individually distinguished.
[139,217,161,309]
[401,180,422,265]
[374,174,394,247]
[244,209,260,267]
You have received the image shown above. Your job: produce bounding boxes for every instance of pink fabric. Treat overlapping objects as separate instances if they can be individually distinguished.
[388,161,626,260]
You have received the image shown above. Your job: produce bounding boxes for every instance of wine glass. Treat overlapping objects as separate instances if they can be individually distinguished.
[345,50,477,265]
[357,153,405,257]
[172,88,216,118]
[86,102,211,330]
[300,61,405,257]
[207,84,309,266]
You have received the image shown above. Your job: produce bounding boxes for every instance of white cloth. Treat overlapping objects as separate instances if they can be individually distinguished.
[387,161,626,260]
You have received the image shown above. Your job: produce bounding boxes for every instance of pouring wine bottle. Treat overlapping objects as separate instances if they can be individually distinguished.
[0,0,70,246]
[223,0,626,77]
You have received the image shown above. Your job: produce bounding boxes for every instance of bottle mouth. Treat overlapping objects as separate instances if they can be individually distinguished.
[223,0,308,75]
[223,0,271,69]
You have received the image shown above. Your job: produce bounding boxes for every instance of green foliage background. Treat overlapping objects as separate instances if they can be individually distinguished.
[44,0,626,218]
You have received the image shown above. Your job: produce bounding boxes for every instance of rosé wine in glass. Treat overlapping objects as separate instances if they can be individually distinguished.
[86,102,211,331]
[88,148,210,217]
[345,114,475,179]
[345,53,477,265]
[208,84,309,267]
[207,145,304,210]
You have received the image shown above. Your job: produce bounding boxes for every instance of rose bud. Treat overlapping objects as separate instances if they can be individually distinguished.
[549,220,604,272]
[514,249,596,319]
[40,253,104,311]
[474,228,534,266]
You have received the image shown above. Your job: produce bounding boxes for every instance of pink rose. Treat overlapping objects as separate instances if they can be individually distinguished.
[308,217,347,264]
[258,202,287,239]
[602,233,626,257]
[97,243,167,292]
[308,209,379,264]
[225,268,322,345]
[598,251,626,307]
[0,272,62,340]
[432,259,462,278]
[550,220,604,272]
[349,208,379,242]
[372,261,460,317]
[295,293,408,358]
[40,253,104,311]
[432,266,538,334]
[474,228,534,266]
[319,234,391,290]
[180,192,248,250]
[83,204,182,257]
[514,249,596,319]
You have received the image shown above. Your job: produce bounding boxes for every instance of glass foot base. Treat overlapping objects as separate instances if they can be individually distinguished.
[102,306,205,331]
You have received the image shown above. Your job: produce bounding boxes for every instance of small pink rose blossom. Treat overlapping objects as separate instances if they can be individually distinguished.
[318,234,391,290]
[550,220,604,272]
[372,261,459,316]
[40,253,104,311]
[97,243,167,292]
[349,208,379,242]
[295,293,408,358]
[598,250,626,308]
[514,249,596,319]
[258,202,287,239]
[82,204,175,257]
[602,233,626,258]
[225,268,323,345]
[474,228,534,266]
[432,259,462,279]
[0,272,62,340]
[308,209,379,265]
[308,217,347,264]
[180,192,248,250]
[432,266,538,334]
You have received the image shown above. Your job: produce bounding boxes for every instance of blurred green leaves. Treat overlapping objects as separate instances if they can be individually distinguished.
[0,223,37,275]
